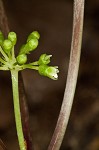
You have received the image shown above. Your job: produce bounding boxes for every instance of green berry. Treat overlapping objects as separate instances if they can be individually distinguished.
[27,31,40,42]
[8,32,17,45]
[3,39,13,54]
[0,31,4,46]
[16,54,27,65]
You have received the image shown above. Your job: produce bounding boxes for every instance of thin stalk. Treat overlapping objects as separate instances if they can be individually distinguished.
[48,0,85,149]
[0,57,6,64]
[0,46,9,61]
[0,0,9,35]
[0,139,7,150]
[11,70,26,150]
[22,64,39,70]
[19,72,33,150]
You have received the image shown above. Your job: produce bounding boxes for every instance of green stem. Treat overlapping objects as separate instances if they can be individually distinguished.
[22,64,39,70]
[29,61,38,65]
[0,67,8,70]
[0,46,9,61]
[11,70,26,150]
[0,57,6,64]
[11,46,16,61]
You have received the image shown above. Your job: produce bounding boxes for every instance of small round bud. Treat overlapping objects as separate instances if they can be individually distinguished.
[27,31,40,42]
[0,31,4,46]
[16,54,27,65]
[3,39,13,54]
[8,32,17,45]
[27,38,38,51]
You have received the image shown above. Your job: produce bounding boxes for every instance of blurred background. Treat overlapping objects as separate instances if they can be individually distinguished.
[0,0,99,149]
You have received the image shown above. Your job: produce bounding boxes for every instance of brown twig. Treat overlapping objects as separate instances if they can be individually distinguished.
[0,139,7,150]
[48,0,85,149]
[0,0,9,34]
[0,1,33,150]
[19,72,33,150]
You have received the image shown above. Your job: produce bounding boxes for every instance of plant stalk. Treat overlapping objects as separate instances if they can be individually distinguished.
[0,139,7,150]
[0,0,9,35]
[11,70,26,150]
[48,0,85,149]
[19,72,33,150]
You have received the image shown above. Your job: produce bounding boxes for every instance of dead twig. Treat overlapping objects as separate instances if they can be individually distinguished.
[0,139,7,150]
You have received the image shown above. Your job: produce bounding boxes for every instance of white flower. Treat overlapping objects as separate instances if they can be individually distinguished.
[45,66,59,80]
[38,65,59,80]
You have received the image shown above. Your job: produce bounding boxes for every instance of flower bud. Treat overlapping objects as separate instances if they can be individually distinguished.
[27,38,38,51]
[8,32,17,45]
[19,39,38,55]
[38,65,59,80]
[3,39,13,54]
[27,31,40,42]
[16,54,27,65]
[38,54,52,65]
[0,31,4,46]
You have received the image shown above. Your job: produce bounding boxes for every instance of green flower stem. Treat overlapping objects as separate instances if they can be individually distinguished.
[11,46,16,61]
[0,67,8,70]
[0,46,9,61]
[28,61,38,65]
[0,57,6,64]
[22,64,39,70]
[11,70,26,150]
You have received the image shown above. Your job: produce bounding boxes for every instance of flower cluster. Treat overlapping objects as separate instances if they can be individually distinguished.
[0,31,59,80]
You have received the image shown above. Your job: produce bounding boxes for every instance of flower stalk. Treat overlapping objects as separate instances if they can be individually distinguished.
[11,70,26,150]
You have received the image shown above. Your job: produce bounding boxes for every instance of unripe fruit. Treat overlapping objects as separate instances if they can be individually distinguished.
[16,54,27,65]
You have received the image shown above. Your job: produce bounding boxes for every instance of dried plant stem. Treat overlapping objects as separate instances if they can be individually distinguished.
[19,72,33,150]
[0,139,7,150]
[0,0,9,35]
[48,0,85,150]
